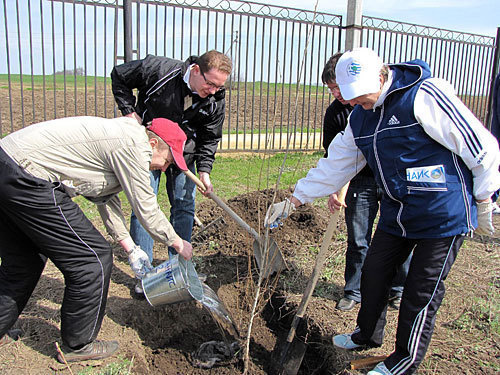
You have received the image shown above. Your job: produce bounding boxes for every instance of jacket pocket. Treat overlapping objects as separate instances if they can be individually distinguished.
[407,185,448,194]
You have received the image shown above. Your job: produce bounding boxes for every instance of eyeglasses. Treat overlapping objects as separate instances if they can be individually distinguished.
[200,69,225,91]
[327,85,340,94]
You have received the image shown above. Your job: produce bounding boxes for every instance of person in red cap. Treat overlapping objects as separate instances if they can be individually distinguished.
[0,116,191,363]
[111,50,232,296]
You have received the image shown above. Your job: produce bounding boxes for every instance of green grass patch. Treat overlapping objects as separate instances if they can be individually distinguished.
[76,356,132,375]
[208,151,322,199]
[445,282,500,335]
[0,74,328,97]
[0,74,110,90]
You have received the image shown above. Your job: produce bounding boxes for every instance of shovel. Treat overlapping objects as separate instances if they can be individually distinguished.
[277,184,349,375]
[183,170,286,277]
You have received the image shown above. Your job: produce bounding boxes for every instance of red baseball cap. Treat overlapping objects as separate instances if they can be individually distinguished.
[147,118,188,171]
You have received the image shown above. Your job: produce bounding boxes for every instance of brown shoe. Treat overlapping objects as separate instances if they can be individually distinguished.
[0,329,22,347]
[57,340,119,363]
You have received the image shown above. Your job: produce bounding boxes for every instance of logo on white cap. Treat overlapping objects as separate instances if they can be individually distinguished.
[335,48,384,101]
[348,62,362,76]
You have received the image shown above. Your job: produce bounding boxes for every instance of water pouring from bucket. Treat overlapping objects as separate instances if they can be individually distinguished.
[142,256,240,340]
[200,283,240,340]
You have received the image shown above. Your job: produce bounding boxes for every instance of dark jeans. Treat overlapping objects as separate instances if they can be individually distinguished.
[130,163,196,261]
[344,174,411,302]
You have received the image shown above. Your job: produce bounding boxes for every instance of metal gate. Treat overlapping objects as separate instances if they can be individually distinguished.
[0,0,498,150]
[361,16,498,125]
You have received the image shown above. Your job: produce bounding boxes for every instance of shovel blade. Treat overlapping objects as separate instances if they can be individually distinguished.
[278,339,306,375]
[253,237,285,278]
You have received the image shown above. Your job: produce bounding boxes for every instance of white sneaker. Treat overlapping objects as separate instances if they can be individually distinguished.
[367,362,392,375]
[492,202,500,214]
[332,333,361,350]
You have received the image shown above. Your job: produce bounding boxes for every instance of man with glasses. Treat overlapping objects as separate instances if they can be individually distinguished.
[111,50,232,295]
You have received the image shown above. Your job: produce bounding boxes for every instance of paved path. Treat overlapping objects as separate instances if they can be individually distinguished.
[219,132,322,152]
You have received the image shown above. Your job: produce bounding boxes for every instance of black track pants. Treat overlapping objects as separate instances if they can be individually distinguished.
[0,148,113,349]
[351,228,464,375]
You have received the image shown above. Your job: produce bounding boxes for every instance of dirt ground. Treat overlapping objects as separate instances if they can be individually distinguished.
[0,188,499,375]
[0,88,498,374]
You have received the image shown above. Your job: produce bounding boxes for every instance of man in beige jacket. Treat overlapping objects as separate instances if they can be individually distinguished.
[0,116,191,363]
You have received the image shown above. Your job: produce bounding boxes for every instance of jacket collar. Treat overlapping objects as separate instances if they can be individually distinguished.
[386,60,432,99]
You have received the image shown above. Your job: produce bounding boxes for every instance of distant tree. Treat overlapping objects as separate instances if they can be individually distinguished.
[55,67,84,76]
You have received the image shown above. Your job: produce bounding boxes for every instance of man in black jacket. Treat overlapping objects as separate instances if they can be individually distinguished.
[322,53,410,311]
[111,51,232,293]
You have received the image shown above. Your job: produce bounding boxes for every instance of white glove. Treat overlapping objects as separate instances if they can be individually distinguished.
[264,198,296,229]
[475,201,494,236]
[128,245,153,278]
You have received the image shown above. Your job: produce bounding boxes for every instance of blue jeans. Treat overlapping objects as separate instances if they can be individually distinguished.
[130,163,196,261]
[344,174,411,302]
[492,188,500,202]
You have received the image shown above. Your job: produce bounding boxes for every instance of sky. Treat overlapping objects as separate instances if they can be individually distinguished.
[0,0,497,79]
[256,0,499,38]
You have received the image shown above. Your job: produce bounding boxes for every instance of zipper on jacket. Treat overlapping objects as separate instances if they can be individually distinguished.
[407,186,448,194]
[451,153,473,232]
[373,106,407,237]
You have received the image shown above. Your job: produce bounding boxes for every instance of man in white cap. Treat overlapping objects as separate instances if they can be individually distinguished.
[264,48,500,374]
[0,116,192,363]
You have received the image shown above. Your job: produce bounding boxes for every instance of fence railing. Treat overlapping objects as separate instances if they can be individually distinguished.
[361,16,498,125]
[0,0,497,150]
[126,0,343,152]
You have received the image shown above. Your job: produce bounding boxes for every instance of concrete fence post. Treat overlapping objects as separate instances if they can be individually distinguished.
[345,0,363,51]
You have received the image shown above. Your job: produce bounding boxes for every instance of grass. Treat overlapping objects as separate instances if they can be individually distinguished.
[446,282,500,335]
[0,74,109,91]
[208,151,322,199]
[76,356,132,375]
[228,80,328,96]
[0,74,326,95]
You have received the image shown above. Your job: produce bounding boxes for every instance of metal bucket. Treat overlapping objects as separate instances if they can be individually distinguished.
[142,255,204,307]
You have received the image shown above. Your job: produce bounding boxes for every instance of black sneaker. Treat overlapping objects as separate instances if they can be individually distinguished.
[336,297,357,311]
[388,296,401,310]
[0,329,22,347]
[57,340,119,363]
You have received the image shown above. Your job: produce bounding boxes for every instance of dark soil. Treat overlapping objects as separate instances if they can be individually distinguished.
[0,188,499,375]
[0,88,498,374]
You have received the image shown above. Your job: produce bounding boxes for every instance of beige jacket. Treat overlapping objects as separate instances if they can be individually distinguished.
[0,116,180,245]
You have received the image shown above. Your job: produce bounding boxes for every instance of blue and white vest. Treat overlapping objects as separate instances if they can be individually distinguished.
[350,60,476,238]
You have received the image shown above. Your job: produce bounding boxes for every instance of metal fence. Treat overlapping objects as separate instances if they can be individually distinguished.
[361,16,498,126]
[0,0,120,132]
[0,0,498,151]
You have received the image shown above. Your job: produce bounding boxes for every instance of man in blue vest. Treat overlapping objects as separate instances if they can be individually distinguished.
[322,52,411,312]
[265,48,500,374]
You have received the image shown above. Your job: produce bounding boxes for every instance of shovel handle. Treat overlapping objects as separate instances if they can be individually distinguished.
[183,170,261,242]
[286,184,349,343]
[351,355,388,370]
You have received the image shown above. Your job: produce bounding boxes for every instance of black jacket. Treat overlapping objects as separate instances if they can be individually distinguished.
[111,55,226,173]
[323,100,372,177]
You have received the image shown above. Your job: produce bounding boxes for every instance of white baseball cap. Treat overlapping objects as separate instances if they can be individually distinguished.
[335,48,384,101]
